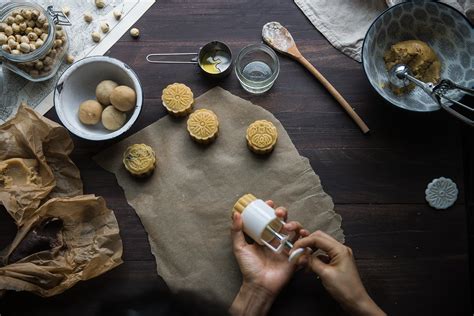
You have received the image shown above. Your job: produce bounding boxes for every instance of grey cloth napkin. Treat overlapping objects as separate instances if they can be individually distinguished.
[295,0,473,62]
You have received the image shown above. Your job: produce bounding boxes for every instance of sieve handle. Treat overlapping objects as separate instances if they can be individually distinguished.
[146,53,198,64]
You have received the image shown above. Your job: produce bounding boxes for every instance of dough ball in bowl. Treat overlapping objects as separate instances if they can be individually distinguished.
[78,100,103,125]
[362,1,473,112]
[110,86,136,112]
[102,105,127,131]
[96,80,118,105]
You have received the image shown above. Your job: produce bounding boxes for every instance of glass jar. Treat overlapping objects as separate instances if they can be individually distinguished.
[0,2,68,82]
[235,43,280,94]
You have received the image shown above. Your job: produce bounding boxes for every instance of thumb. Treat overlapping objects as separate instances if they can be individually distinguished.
[308,254,328,277]
[231,212,247,250]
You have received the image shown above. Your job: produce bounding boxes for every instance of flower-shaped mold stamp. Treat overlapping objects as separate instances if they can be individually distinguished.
[246,120,278,154]
[187,109,219,144]
[123,143,156,177]
[161,83,194,116]
[425,177,458,210]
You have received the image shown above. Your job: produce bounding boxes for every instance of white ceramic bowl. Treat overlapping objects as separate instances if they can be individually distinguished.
[362,2,473,112]
[54,56,143,141]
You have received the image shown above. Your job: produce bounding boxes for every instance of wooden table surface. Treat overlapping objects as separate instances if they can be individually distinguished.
[1,1,473,315]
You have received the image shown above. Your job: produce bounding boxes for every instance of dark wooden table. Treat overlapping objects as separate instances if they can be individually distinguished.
[1,1,473,315]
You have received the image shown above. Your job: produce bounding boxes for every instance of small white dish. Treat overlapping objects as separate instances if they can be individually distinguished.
[54,56,143,141]
[425,177,458,210]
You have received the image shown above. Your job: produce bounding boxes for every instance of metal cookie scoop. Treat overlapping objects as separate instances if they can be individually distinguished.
[389,64,474,126]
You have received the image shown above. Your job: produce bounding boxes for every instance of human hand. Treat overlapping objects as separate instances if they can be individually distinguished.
[230,201,305,316]
[292,230,385,316]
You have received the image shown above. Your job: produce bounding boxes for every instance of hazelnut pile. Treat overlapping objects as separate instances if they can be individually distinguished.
[0,8,67,78]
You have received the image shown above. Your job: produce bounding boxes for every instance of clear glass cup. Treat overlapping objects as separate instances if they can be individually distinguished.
[235,43,280,94]
[0,2,69,82]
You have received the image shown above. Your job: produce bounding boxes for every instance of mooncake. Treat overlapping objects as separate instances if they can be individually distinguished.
[161,83,194,116]
[246,120,278,154]
[123,144,156,177]
[187,109,219,144]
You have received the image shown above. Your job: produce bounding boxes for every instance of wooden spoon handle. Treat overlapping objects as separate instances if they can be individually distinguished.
[297,56,370,134]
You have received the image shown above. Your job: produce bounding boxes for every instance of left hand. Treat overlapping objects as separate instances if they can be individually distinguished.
[231,200,308,296]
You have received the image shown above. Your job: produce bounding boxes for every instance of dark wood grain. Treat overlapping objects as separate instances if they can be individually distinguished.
[0,0,472,315]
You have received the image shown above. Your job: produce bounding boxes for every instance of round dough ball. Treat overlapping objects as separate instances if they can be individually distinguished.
[110,85,136,112]
[102,105,127,131]
[78,100,103,125]
[96,80,118,105]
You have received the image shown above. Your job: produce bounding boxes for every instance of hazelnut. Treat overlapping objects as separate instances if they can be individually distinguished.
[7,38,17,49]
[37,14,47,25]
[28,32,38,41]
[95,0,106,9]
[35,39,44,48]
[113,9,122,20]
[14,14,24,24]
[66,54,74,64]
[19,42,30,53]
[130,28,139,38]
[5,16,14,25]
[62,7,70,17]
[100,22,110,33]
[19,22,27,32]
[91,31,101,42]
[11,23,20,33]
[33,27,42,36]
[0,33,7,45]
[84,12,93,23]
[31,10,40,20]
[34,60,44,70]
[1,44,11,53]
[4,26,13,36]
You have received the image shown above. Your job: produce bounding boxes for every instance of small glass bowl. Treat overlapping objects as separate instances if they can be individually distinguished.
[235,43,279,94]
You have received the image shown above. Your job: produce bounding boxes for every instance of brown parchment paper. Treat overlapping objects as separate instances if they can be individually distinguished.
[0,195,123,297]
[0,104,83,224]
[0,105,123,297]
[94,87,344,305]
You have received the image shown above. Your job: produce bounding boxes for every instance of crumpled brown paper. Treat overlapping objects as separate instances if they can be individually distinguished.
[94,87,344,305]
[0,104,83,224]
[0,195,123,297]
[0,105,123,297]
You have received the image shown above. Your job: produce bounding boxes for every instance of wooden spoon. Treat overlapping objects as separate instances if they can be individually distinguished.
[262,22,370,134]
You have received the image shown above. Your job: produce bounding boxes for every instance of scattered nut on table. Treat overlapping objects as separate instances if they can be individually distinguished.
[113,9,122,20]
[100,22,110,33]
[130,28,139,38]
[91,31,101,42]
[66,54,74,64]
[62,7,70,17]
[84,12,93,23]
[95,0,106,9]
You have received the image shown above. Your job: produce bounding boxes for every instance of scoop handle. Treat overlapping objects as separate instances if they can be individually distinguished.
[297,56,370,134]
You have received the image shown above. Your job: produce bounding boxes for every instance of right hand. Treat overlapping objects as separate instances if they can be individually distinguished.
[292,230,385,316]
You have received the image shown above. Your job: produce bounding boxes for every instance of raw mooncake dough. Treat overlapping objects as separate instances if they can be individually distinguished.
[246,120,278,154]
[384,40,441,95]
[186,109,219,144]
[0,158,41,188]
